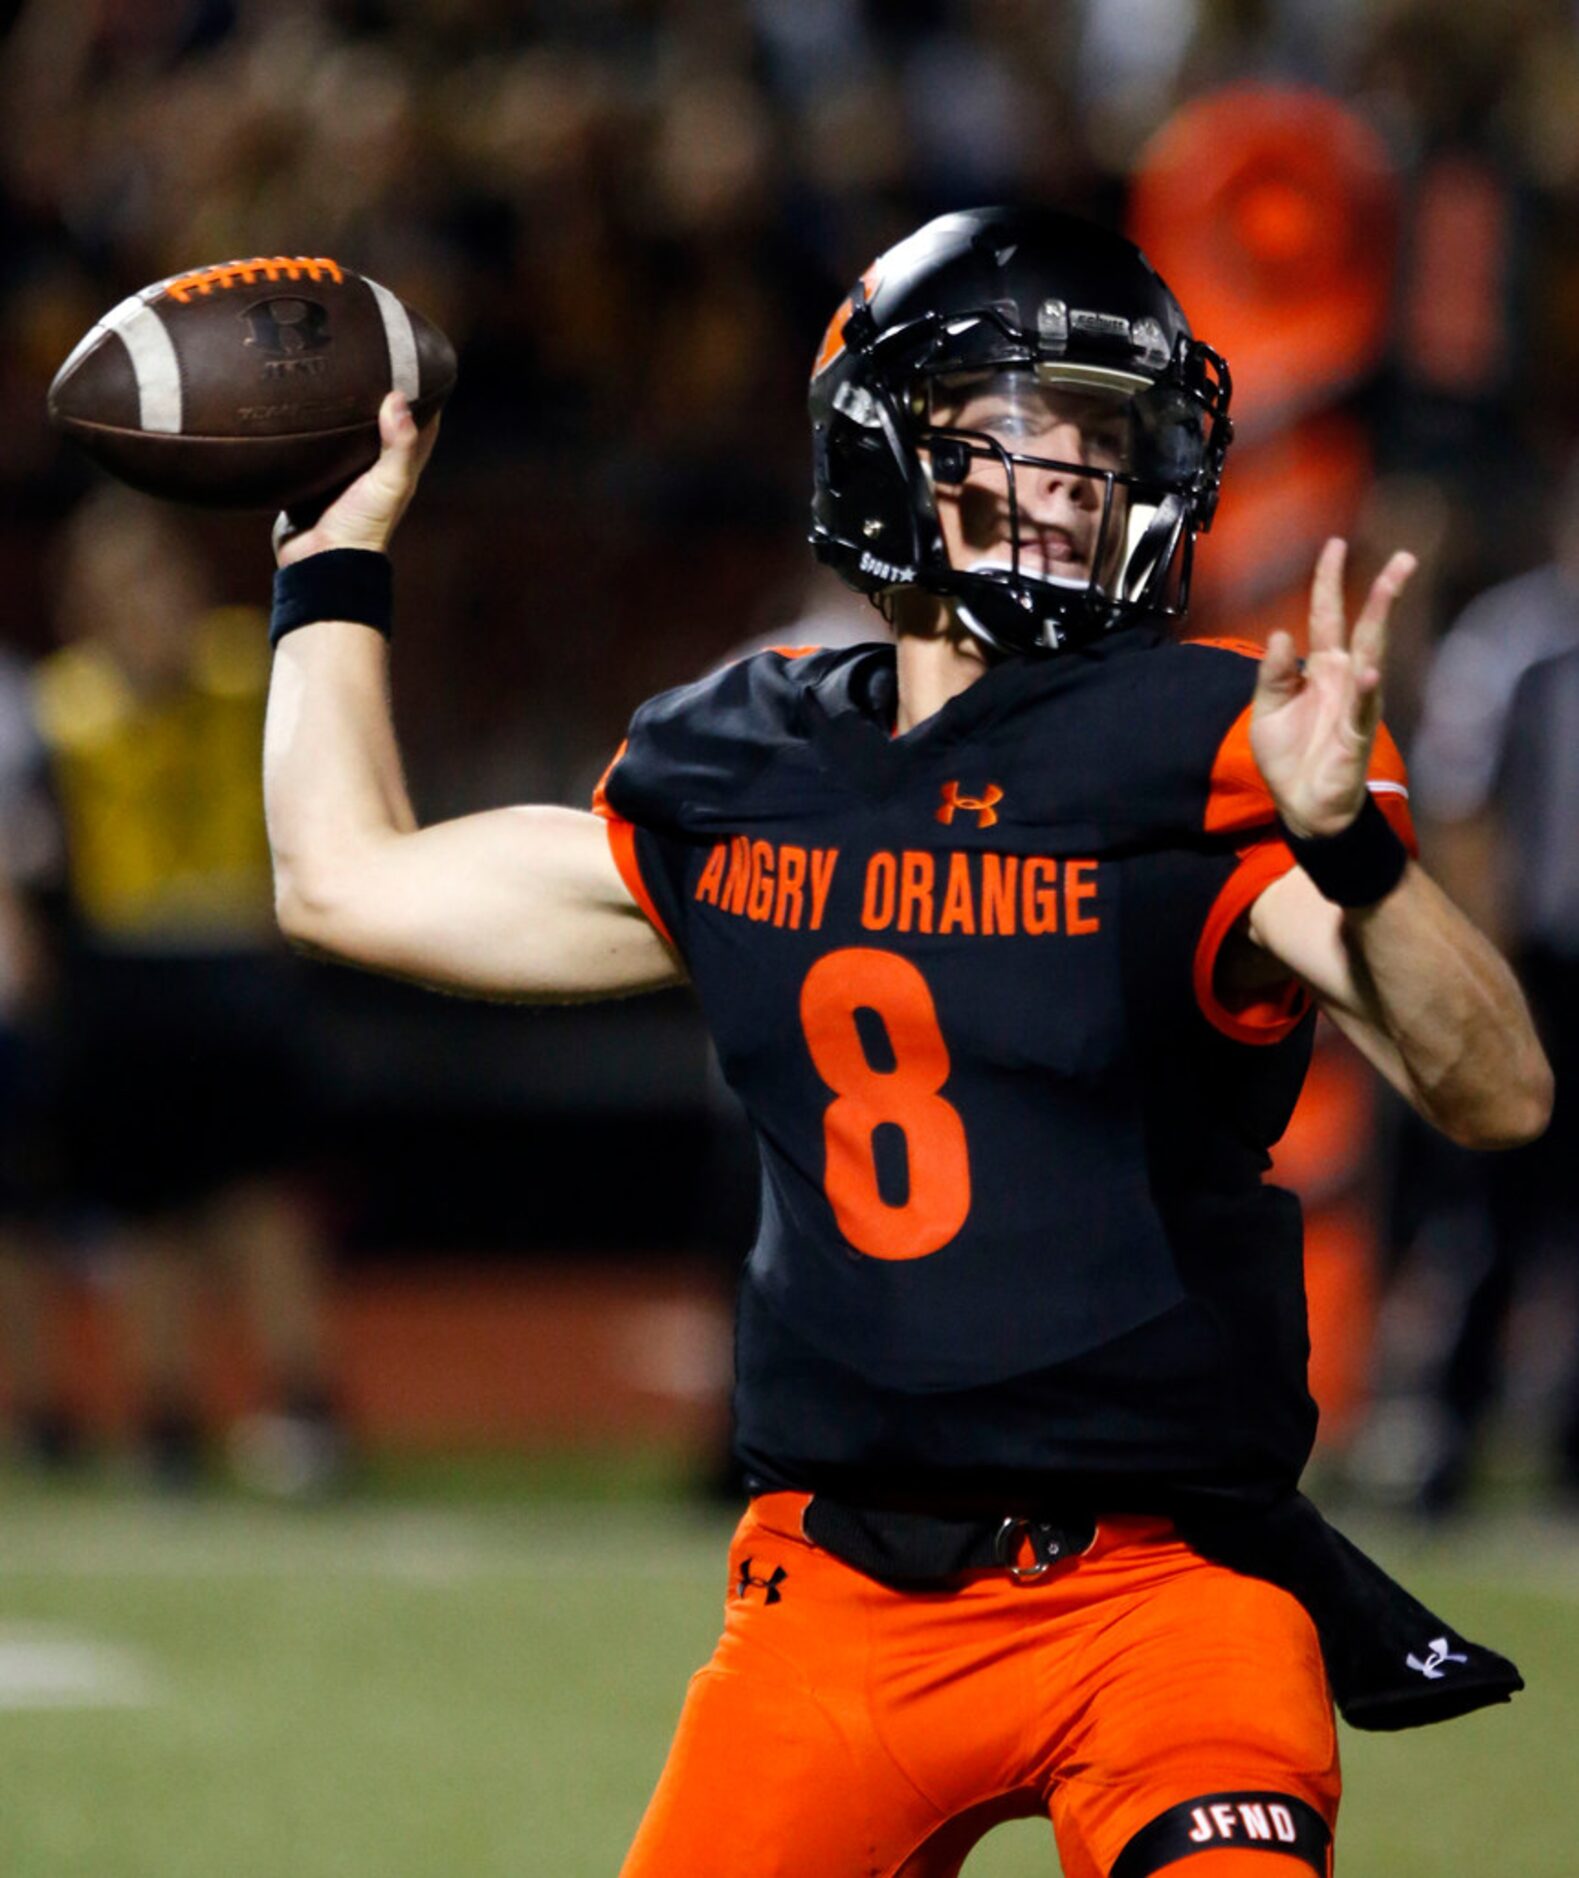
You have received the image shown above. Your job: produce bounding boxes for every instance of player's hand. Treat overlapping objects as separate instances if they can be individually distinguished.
[1249,537,1416,839]
[273,392,439,568]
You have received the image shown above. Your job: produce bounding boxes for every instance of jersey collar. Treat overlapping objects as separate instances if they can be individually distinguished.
[802,628,1164,794]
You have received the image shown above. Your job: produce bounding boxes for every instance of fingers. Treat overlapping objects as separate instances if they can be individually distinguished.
[274,395,437,565]
[1253,628,1302,711]
[1308,538,1416,668]
[1349,550,1415,739]
[1307,537,1347,654]
[379,389,418,450]
[1351,550,1416,675]
[377,389,441,483]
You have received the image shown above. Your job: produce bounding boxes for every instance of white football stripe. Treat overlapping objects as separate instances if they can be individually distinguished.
[1367,779,1410,799]
[60,286,186,433]
[111,301,183,433]
[365,276,421,401]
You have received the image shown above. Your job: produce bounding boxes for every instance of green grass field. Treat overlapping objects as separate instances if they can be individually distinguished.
[3,1472,1576,1875]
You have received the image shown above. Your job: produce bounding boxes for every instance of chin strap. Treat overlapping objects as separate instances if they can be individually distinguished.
[948,569,1114,655]
[950,597,1018,657]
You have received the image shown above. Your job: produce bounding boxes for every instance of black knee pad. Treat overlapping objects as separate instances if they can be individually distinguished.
[1111,1791,1331,1876]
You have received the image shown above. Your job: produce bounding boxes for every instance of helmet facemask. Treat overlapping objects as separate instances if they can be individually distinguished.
[910,365,1204,654]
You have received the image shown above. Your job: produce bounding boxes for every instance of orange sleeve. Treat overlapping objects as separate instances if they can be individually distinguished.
[591,741,677,950]
[1194,712,1417,1044]
[1198,640,1420,851]
[1204,700,1275,836]
[1206,704,1421,845]
[1193,839,1314,1045]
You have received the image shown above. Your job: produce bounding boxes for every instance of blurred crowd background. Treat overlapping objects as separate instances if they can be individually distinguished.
[0,0,1576,1513]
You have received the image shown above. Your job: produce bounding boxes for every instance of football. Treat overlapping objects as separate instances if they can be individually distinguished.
[47,256,456,510]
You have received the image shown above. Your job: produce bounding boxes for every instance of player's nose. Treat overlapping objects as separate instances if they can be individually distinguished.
[1027,426,1102,509]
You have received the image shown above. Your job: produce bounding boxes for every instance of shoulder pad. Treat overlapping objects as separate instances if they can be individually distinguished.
[1025,635,1263,841]
[596,645,855,835]
[1177,638,1276,836]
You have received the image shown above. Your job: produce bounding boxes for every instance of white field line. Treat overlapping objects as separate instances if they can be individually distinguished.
[2,1509,1578,1599]
[0,1509,731,1585]
[0,1626,156,1707]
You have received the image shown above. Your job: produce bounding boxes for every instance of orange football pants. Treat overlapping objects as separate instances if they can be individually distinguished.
[621,1493,1338,1877]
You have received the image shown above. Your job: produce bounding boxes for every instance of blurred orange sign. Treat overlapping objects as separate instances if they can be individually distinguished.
[1131,85,1399,439]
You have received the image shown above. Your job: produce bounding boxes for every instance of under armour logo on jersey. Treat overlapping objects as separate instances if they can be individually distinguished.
[1407,1636,1470,1680]
[936,781,1004,828]
[735,1558,788,1604]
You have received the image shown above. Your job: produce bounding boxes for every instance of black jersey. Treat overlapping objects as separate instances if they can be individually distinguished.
[595,630,1414,1510]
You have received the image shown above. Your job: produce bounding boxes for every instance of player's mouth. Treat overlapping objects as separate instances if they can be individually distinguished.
[1021,523,1089,576]
[972,522,1096,582]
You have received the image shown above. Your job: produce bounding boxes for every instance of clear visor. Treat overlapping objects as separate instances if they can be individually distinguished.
[927,368,1140,471]
[919,366,1201,601]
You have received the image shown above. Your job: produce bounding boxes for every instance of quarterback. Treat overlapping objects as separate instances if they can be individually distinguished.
[262,210,1551,1876]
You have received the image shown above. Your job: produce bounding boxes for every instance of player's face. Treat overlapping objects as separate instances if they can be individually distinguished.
[924,371,1133,591]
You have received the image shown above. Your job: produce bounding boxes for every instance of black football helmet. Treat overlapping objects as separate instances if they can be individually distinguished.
[809,206,1232,654]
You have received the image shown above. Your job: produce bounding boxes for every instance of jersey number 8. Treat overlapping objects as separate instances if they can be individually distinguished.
[800,947,972,1261]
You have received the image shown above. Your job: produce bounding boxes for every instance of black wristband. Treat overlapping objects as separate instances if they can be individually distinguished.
[270,549,393,647]
[1279,792,1408,908]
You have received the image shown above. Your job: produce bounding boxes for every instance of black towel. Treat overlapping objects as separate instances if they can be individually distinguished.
[1175,1491,1523,1731]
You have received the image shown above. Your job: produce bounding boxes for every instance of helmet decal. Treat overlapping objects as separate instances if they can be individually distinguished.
[811,259,883,381]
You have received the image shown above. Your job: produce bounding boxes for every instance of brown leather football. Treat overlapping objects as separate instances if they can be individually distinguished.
[48,256,456,510]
